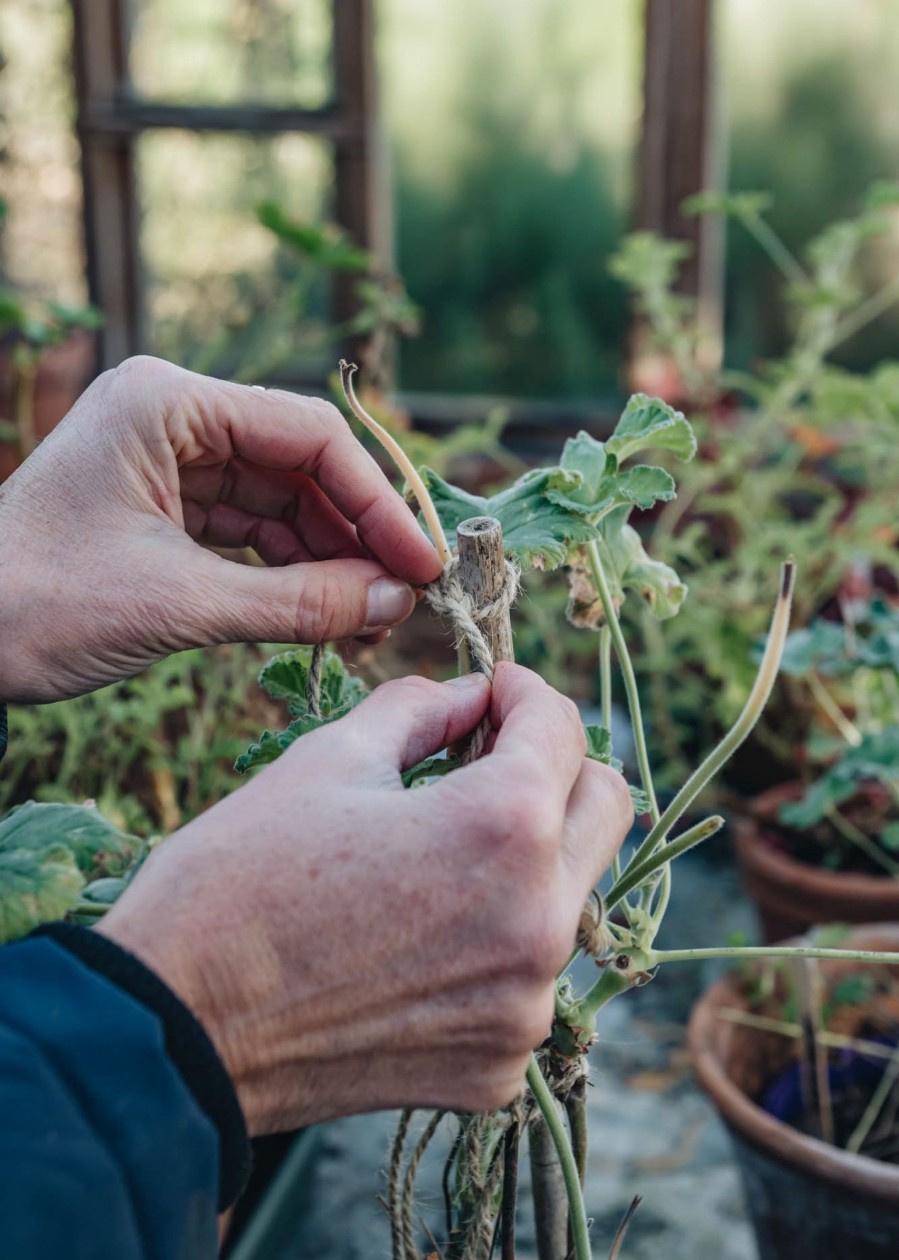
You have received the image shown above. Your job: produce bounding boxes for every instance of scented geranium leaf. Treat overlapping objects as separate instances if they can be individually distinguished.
[780,728,899,828]
[628,786,652,816]
[605,395,697,465]
[0,802,141,880]
[584,725,622,771]
[236,714,325,774]
[548,433,677,521]
[258,648,368,718]
[420,466,597,569]
[584,725,650,814]
[0,843,84,944]
[779,620,850,677]
[780,776,855,828]
[600,509,687,620]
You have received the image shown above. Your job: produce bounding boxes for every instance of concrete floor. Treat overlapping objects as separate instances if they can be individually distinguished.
[278,840,760,1259]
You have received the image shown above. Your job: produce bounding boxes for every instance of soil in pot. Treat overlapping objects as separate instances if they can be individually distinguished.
[733,782,899,942]
[690,926,899,1260]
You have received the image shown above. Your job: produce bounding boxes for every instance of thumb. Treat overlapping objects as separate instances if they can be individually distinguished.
[196,554,419,643]
[332,673,491,775]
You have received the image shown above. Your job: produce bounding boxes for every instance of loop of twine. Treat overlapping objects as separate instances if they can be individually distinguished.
[425,556,521,684]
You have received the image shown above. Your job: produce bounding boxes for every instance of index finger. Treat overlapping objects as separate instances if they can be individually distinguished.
[212,380,443,586]
[459,663,588,823]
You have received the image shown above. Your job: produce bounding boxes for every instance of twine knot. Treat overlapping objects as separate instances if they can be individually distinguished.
[425,555,521,681]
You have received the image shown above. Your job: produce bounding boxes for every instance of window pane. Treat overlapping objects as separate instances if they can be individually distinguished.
[137,130,335,380]
[721,0,899,371]
[381,0,642,403]
[128,0,333,109]
[0,0,86,304]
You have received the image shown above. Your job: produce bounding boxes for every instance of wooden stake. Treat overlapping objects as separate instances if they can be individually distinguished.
[456,516,515,671]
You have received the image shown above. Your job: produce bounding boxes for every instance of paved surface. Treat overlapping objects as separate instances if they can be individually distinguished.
[281,841,760,1259]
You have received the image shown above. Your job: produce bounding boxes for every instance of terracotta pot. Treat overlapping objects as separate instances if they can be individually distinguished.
[689,925,899,1260]
[733,782,899,943]
[0,330,95,483]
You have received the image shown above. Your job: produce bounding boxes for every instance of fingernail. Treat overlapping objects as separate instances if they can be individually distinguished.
[445,672,490,689]
[365,578,416,628]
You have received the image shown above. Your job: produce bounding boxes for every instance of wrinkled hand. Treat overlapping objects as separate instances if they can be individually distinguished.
[0,356,442,702]
[99,664,633,1133]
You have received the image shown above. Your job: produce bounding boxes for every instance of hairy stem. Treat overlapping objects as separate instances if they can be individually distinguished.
[604,816,724,911]
[339,360,451,564]
[586,541,660,824]
[648,944,899,967]
[526,1056,592,1260]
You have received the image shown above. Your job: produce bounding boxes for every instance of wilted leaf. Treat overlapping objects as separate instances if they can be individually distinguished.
[598,510,687,621]
[0,801,141,880]
[0,844,84,944]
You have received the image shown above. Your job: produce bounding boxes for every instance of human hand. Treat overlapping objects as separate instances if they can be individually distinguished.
[0,356,441,703]
[99,663,633,1134]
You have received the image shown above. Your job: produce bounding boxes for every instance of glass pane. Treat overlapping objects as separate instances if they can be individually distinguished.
[381,0,642,402]
[137,130,335,380]
[128,0,333,109]
[0,0,86,305]
[721,0,899,372]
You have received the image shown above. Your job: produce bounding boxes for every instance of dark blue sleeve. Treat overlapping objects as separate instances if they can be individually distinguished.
[0,937,221,1260]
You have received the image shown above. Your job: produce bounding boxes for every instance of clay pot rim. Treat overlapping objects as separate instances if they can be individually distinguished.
[688,926,899,1205]
[734,782,899,902]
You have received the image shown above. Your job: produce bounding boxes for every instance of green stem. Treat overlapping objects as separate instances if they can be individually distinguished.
[740,212,809,288]
[628,560,795,872]
[72,901,109,917]
[829,272,899,352]
[605,816,725,912]
[598,627,622,883]
[586,542,659,824]
[825,804,899,877]
[526,1056,592,1260]
[648,944,899,967]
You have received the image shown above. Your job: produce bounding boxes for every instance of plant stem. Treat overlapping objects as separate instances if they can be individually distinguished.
[605,816,725,911]
[598,627,623,883]
[72,900,109,917]
[846,1045,899,1155]
[740,212,809,288]
[586,541,660,823]
[526,1056,592,1260]
[716,1007,899,1061]
[339,360,452,564]
[807,672,861,746]
[648,944,899,967]
[627,560,795,871]
[829,272,899,352]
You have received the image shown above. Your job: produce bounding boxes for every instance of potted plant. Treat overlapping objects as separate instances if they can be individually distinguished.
[690,924,899,1260]
[735,595,899,940]
[609,185,899,797]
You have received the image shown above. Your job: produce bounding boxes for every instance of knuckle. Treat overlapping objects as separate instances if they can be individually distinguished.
[111,354,177,387]
[492,983,554,1057]
[294,572,346,641]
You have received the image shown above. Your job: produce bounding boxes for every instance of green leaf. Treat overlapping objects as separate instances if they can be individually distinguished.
[628,786,652,816]
[548,434,677,522]
[238,650,369,774]
[779,728,899,829]
[235,714,325,774]
[880,822,899,853]
[420,466,598,569]
[584,725,618,767]
[682,190,774,219]
[402,754,462,788]
[0,802,141,879]
[0,844,84,944]
[258,648,368,718]
[605,394,697,464]
[599,511,688,620]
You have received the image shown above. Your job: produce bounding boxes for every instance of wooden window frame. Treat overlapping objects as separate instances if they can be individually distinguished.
[70,0,382,372]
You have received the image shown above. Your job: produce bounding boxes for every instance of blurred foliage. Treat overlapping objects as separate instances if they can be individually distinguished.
[611,186,899,791]
[0,645,276,836]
